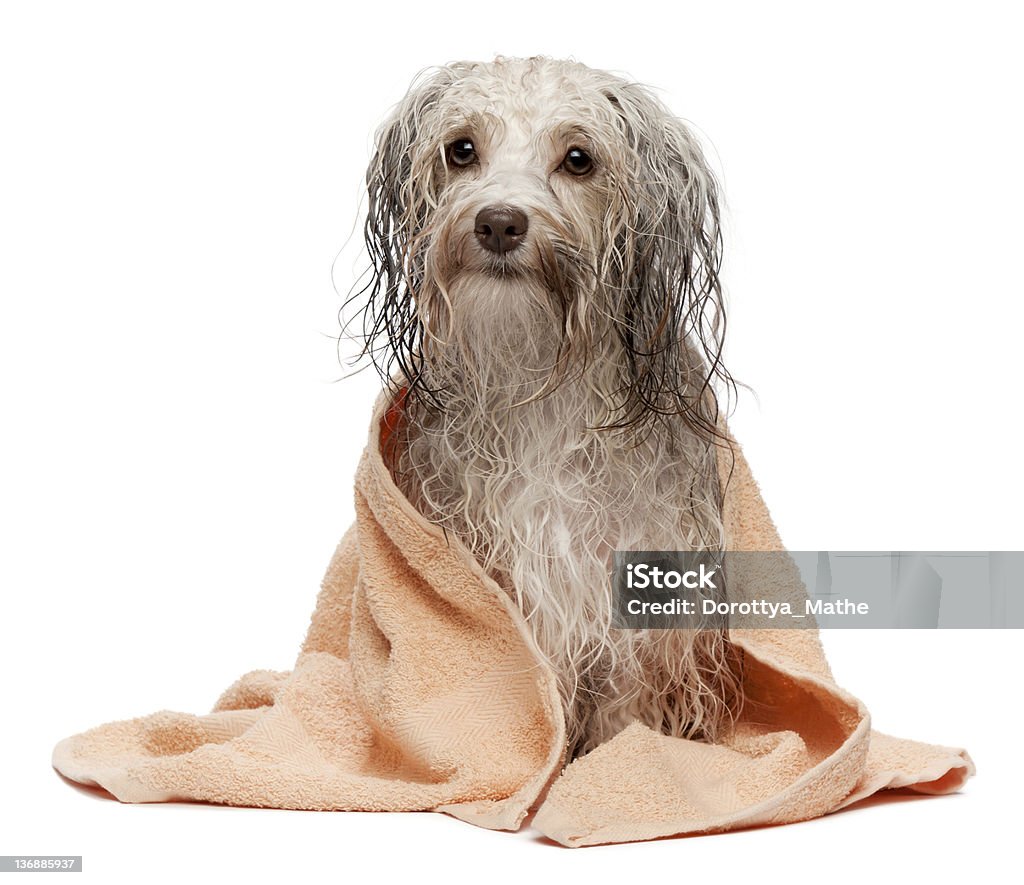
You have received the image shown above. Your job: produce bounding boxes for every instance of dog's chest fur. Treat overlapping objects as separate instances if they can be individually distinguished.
[393,380,727,753]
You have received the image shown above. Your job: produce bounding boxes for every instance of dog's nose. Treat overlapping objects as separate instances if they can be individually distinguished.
[474,205,529,254]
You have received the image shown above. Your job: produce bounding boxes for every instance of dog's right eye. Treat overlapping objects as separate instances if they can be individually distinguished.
[447,139,478,167]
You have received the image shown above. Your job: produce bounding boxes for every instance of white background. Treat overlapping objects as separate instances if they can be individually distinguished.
[1,1,1020,881]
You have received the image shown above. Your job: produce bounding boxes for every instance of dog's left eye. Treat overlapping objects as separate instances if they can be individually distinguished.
[447,139,478,167]
[562,147,594,176]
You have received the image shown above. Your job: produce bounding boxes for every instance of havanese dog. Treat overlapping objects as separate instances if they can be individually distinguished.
[348,56,744,758]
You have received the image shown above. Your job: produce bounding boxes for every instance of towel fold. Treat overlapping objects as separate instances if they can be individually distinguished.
[53,390,974,846]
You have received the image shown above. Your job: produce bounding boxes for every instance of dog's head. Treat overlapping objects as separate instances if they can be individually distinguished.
[357,56,731,437]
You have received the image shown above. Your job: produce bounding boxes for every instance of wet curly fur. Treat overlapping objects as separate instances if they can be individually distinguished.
[346,56,744,757]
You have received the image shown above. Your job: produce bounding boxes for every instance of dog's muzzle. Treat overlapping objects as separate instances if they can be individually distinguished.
[474,205,528,254]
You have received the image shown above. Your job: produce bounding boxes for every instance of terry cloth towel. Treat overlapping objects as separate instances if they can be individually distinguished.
[52,389,975,847]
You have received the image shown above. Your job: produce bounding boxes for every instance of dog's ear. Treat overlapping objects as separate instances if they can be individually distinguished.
[600,84,731,442]
[357,68,456,398]
[366,74,450,263]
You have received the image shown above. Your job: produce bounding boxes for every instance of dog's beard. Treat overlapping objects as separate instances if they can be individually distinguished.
[416,223,601,408]
[423,276,567,402]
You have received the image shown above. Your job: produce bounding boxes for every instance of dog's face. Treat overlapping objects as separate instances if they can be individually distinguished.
[358,57,730,436]
[412,68,612,288]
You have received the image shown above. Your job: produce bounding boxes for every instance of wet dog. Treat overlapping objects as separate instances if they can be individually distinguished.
[351,56,742,757]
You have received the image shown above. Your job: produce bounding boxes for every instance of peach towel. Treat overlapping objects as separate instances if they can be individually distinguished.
[53,391,974,846]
